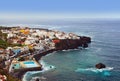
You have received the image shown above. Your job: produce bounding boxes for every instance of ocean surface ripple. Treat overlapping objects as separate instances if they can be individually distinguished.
[24,20,120,81]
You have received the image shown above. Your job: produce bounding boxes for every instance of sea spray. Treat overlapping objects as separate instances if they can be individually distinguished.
[40,60,56,71]
[75,67,113,76]
[22,60,56,81]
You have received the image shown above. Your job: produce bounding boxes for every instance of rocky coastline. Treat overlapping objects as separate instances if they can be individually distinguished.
[14,36,91,80]
[34,37,91,60]
[0,26,91,80]
[25,37,91,79]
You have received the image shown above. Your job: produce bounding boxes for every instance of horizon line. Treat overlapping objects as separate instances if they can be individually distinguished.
[0,13,120,20]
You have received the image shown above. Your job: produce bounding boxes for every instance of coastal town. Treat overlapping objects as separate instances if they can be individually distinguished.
[0,26,91,81]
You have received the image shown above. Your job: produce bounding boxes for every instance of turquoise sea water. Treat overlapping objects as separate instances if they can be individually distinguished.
[23,20,120,81]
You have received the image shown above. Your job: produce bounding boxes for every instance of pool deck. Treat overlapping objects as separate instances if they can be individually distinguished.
[11,66,42,79]
[9,58,42,79]
[20,60,41,68]
[9,58,42,73]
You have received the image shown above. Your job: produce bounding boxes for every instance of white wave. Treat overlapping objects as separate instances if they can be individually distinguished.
[75,67,113,76]
[40,60,56,71]
[62,49,79,52]
[30,76,47,81]
[74,48,79,50]
[22,60,55,81]
[62,49,71,52]
[75,67,113,73]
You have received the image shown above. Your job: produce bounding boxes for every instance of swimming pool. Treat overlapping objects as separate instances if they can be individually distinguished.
[23,61,39,68]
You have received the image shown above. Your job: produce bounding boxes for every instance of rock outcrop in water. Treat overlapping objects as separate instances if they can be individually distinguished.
[95,63,106,69]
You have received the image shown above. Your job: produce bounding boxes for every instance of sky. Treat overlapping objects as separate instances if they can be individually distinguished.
[0,0,120,21]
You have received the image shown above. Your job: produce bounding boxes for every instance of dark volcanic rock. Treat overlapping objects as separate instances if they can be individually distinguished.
[82,43,88,48]
[35,78,39,81]
[95,63,106,69]
[80,36,91,43]
[55,36,91,50]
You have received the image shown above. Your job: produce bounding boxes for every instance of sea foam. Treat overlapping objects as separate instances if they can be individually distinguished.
[75,67,113,76]
[40,60,56,72]
[22,60,55,81]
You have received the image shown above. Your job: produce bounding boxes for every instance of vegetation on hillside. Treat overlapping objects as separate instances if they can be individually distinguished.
[0,68,21,81]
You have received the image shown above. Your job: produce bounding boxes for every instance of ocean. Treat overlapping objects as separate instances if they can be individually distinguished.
[22,19,120,81]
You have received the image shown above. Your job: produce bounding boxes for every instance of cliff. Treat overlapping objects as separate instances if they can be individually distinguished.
[34,36,91,61]
[55,36,91,50]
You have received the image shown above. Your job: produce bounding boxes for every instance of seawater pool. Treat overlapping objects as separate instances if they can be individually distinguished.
[24,61,39,68]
